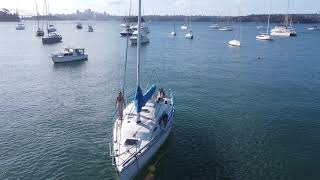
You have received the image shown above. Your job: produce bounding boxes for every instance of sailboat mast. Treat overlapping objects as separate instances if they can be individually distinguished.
[35,0,39,29]
[44,0,48,33]
[267,13,271,35]
[137,0,142,88]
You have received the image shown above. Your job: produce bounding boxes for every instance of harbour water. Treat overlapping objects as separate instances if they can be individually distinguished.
[1,21,320,179]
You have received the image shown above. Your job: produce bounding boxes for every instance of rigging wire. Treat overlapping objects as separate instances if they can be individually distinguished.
[122,0,132,105]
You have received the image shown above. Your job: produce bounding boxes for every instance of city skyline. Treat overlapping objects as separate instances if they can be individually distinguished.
[0,0,320,16]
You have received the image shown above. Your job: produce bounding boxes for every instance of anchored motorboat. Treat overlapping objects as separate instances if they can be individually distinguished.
[271,1,297,37]
[181,24,188,30]
[308,25,320,31]
[185,32,193,39]
[130,30,149,44]
[51,48,88,63]
[218,27,233,31]
[271,25,291,37]
[76,22,83,29]
[130,23,150,33]
[210,24,219,29]
[88,25,93,32]
[16,23,25,30]
[228,39,241,47]
[120,26,134,36]
[110,0,175,179]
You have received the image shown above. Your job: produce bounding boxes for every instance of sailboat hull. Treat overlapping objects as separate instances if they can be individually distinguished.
[36,30,44,37]
[115,116,174,180]
[42,36,62,44]
[256,34,272,41]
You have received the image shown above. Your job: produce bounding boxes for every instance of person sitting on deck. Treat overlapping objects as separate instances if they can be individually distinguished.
[157,88,165,102]
[116,91,124,120]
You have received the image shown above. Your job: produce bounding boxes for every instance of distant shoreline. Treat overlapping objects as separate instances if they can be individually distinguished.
[20,14,319,24]
[2,14,319,24]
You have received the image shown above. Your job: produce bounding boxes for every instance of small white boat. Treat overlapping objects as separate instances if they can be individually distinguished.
[218,27,233,31]
[48,24,57,33]
[130,30,149,44]
[120,26,133,36]
[16,23,25,30]
[210,24,219,29]
[131,23,150,33]
[308,26,320,31]
[257,26,264,30]
[185,31,193,39]
[88,25,93,32]
[228,39,241,47]
[256,34,272,41]
[51,48,88,63]
[181,24,188,30]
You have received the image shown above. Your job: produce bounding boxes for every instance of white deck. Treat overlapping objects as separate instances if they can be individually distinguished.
[112,94,174,179]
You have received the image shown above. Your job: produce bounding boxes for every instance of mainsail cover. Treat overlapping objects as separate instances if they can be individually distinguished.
[134,85,156,113]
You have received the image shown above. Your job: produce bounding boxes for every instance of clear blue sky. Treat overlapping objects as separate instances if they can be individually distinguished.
[1,0,319,16]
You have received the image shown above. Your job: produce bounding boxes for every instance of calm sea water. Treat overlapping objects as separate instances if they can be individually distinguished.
[1,21,320,180]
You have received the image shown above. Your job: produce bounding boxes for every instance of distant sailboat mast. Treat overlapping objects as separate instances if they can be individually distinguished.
[35,0,40,30]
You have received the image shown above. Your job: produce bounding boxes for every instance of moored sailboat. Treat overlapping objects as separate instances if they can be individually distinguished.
[256,1,272,41]
[35,0,44,36]
[41,0,62,44]
[110,0,175,179]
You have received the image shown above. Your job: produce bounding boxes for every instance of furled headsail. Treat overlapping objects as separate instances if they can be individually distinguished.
[134,85,156,113]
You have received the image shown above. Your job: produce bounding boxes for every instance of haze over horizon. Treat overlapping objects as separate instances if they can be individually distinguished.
[1,0,319,16]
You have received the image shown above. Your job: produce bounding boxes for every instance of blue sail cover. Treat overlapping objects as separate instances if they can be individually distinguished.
[134,85,156,113]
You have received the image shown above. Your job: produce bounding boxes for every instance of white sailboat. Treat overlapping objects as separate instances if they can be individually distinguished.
[210,14,220,29]
[228,9,241,47]
[130,30,149,44]
[256,1,272,41]
[308,14,320,31]
[171,23,177,36]
[219,11,233,31]
[15,10,25,30]
[171,11,177,36]
[110,0,175,179]
[181,6,188,30]
[271,0,296,37]
[185,12,193,39]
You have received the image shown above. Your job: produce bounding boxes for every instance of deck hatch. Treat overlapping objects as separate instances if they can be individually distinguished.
[124,139,139,146]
